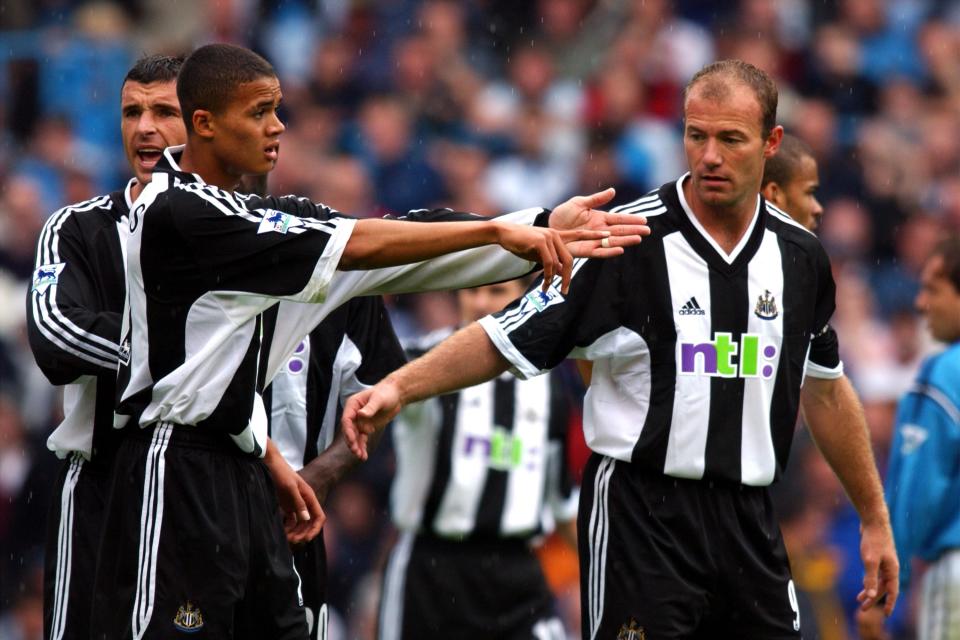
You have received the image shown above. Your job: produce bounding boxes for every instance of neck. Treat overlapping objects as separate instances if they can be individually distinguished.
[682,176,757,254]
[130,179,143,202]
[178,141,241,191]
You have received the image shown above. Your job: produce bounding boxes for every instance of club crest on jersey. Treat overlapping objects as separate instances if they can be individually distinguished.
[755,289,779,320]
[617,618,646,640]
[173,602,204,632]
[525,283,564,313]
[118,340,130,366]
[32,263,66,293]
[258,210,297,234]
[899,424,928,454]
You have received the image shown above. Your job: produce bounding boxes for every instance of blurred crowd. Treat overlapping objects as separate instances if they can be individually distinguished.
[1,0,959,638]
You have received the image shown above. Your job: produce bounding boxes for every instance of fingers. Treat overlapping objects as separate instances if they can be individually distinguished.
[539,235,560,292]
[860,552,880,611]
[882,558,899,615]
[602,212,649,229]
[555,234,574,294]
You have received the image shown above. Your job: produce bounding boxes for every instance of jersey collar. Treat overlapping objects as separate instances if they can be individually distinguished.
[674,173,761,265]
[158,145,205,184]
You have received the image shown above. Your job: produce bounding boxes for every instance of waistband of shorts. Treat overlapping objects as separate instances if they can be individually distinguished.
[131,421,257,457]
[612,455,768,495]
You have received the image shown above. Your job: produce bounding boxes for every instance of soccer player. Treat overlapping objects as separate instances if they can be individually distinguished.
[858,237,960,640]
[760,133,824,231]
[265,296,407,639]
[343,59,900,639]
[25,55,186,640]
[94,43,647,639]
[378,278,578,640]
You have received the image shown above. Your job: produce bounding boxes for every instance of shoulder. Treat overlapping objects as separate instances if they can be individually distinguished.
[923,345,960,410]
[764,201,818,245]
[45,193,114,226]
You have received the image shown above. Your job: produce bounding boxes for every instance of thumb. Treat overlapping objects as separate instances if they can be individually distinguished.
[580,187,616,208]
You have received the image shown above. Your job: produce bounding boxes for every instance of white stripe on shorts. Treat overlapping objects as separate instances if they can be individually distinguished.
[588,456,615,640]
[378,531,415,640]
[51,454,84,640]
[132,423,172,640]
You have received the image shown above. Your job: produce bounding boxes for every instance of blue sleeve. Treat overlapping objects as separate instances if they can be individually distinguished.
[884,373,960,591]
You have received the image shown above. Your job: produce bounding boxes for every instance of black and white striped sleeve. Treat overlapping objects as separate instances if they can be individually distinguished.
[479,257,622,380]
[805,244,843,379]
[167,188,355,303]
[26,198,121,383]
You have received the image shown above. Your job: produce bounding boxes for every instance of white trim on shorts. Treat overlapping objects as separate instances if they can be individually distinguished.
[51,453,84,640]
[587,456,615,640]
[131,423,173,640]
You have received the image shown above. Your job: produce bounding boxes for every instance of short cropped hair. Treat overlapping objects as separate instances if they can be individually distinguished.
[177,44,276,134]
[762,134,814,188]
[122,54,183,89]
[932,236,960,293]
[684,59,778,138]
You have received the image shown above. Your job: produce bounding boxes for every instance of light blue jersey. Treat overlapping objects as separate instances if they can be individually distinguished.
[885,342,960,591]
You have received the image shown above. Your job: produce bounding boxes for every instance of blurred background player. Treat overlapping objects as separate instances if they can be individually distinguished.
[24,54,185,640]
[858,236,960,640]
[378,277,578,640]
[761,133,824,232]
[265,295,407,640]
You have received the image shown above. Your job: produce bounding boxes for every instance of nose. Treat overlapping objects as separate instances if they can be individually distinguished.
[137,112,157,136]
[702,138,722,167]
[915,291,927,312]
[812,196,824,218]
[268,112,285,136]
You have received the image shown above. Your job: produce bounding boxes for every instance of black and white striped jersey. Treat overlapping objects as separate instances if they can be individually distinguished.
[264,296,406,469]
[117,146,546,456]
[480,175,844,487]
[391,328,579,540]
[26,179,134,460]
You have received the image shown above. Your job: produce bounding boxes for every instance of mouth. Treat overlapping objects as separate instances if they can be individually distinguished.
[136,147,163,169]
[265,142,279,162]
[699,174,729,186]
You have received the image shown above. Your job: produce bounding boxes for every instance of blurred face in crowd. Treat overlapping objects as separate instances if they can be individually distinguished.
[683,79,782,217]
[194,76,285,184]
[763,154,824,231]
[458,280,528,324]
[121,80,185,186]
[915,254,960,343]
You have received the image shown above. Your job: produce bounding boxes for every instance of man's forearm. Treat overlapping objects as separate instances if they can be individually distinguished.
[340,219,503,270]
[391,322,511,406]
[801,376,889,524]
[299,430,383,502]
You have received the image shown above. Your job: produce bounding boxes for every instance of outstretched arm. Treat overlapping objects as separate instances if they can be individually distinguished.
[339,189,648,294]
[342,323,509,459]
[800,375,899,616]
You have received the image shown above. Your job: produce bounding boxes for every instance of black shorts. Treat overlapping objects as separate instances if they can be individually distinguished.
[378,532,565,640]
[44,453,111,640]
[292,533,328,640]
[90,423,309,640]
[579,454,802,640]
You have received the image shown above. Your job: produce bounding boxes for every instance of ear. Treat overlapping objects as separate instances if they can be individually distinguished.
[763,125,784,159]
[192,109,215,140]
[761,181,781,206]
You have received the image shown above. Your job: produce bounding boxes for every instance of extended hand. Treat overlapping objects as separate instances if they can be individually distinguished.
[342,382,403,460]
[857,521,899,616]
[494,223,603,294]
[550,188,651,258]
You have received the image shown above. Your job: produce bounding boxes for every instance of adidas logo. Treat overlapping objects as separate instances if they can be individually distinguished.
[678,297,706,316]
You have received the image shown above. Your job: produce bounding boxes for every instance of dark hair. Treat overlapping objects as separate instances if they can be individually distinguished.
[762,133,815,188]
[122,54,184,89]
[684,59,778,137]
[933,235,960,293]
[177,44,276,134]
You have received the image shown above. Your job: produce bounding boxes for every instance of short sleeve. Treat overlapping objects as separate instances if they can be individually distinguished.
[479,257,621,379]
[805,244,843,379]
[168,189,355,303]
